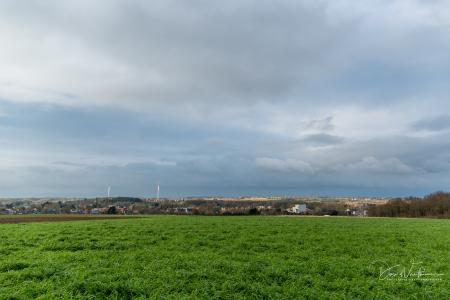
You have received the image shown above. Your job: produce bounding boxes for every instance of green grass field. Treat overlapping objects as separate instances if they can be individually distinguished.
[0,216,449,299]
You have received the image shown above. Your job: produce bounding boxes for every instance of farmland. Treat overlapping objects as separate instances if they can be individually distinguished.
[0,216,449,299]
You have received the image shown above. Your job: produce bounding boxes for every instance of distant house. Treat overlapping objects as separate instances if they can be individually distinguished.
[289,204,308,214]
[346,208,357,216]
[174,207,193,214]
[116,207,128,214]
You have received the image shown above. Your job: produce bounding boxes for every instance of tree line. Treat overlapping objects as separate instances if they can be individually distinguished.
[369,192,450,218]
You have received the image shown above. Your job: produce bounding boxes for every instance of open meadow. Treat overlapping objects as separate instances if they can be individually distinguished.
[0,215,449,299]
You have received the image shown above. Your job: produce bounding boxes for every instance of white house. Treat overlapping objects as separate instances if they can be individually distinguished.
[290,204,307,214]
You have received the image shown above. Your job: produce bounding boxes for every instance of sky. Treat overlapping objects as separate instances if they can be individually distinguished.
[1,0,450,197]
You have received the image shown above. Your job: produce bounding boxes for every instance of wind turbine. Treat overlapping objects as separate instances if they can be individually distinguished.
[157,184,160,201]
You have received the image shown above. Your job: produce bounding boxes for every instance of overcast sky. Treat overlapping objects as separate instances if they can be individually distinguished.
[1,0,450,197]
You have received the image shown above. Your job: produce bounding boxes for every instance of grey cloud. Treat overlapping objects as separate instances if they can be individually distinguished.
[2,0,450,115]
[0,1,345,107]
[255,157,314,173]
[301,133,344,146]
[254,132,450,177]
[412,115,450,132]
[304,116,335,132]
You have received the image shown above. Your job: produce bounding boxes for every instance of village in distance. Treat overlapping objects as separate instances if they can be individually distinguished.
[0,195,395,217]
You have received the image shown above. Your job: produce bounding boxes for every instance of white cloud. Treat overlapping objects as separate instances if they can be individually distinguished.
[346,156,415,174]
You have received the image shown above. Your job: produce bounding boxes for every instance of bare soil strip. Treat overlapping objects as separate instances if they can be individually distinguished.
[0,215,136,224]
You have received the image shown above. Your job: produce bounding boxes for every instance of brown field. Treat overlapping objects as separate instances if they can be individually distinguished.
[0,215,137,224]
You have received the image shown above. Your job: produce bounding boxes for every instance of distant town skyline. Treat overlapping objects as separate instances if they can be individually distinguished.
[1,1,450,197]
